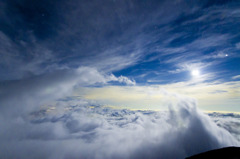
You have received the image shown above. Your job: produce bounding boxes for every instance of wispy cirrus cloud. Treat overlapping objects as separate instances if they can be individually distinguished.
[168,62,210,74]
[1,0,239,83]
[232,75,240,80]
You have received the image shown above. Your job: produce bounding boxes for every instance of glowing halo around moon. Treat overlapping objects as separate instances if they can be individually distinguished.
[191,69,200,77]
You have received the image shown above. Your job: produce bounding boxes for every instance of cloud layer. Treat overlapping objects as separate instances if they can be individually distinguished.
[0,96,239,159]
[0,66,238,159]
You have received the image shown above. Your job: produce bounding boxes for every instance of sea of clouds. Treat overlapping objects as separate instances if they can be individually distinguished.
[1,97,239,159]
[0,67,239,159]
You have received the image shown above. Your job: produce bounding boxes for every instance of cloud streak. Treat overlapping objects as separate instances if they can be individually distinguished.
[232,75,240,80]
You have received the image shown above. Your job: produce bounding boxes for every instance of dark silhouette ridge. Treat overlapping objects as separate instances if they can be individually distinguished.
[186,147,240,159]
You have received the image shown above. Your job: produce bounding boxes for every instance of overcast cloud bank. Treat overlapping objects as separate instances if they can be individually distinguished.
[0,95,239,159]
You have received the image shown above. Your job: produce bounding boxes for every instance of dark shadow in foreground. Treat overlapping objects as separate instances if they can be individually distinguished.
[186,147,240,159]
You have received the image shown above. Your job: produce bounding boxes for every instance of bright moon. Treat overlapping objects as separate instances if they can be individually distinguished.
[191,70,200,76]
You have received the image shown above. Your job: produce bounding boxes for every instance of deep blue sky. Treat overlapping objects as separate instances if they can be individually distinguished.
[1,0,239,82]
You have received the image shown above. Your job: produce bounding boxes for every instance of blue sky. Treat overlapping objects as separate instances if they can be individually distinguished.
[0,0,240,112]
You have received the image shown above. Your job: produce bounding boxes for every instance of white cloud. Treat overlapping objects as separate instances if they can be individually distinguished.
[0,94,239,159]
[0,67,135,118]
[209,112,240,141]
[168,62,211,76]
[232,75,240,80]
[0,1,240,158]
[206,51,229,59]
[188,34,231,49]
[236,43,240,49]
[114,75,136,85]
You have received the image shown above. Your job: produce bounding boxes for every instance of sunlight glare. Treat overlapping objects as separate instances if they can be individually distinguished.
[191,69,200,77]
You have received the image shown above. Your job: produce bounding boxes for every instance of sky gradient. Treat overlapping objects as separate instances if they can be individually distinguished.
[1,0,240,158]
[1,0,239,112]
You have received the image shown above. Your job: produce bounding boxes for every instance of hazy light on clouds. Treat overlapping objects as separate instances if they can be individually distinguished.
[168,62,209,74]
[81,80,240,112]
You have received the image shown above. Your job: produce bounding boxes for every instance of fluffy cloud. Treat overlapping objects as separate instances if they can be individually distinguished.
[209,113,240,141]
[0,95,239,159]
[108,74,136,85]
[0,67,135,118]
[0,65,238,159]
